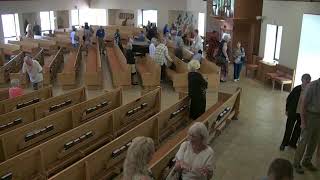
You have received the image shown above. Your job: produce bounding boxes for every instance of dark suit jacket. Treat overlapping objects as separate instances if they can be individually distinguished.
[286,85,302,114]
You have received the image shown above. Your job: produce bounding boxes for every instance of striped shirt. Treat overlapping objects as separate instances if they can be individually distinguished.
[154,43,169,66]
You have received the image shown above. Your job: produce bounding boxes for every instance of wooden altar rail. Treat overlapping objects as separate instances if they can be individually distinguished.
[9,48,45,88]
[43,48,64,86]
[0,87,86,135]
[0,88,161,180]
[48,96,190,180]
[57,46,82,90]
[0,52,24,84]
[0,89,122,162]
[149,88,241,180]
[85,44,102,90]
[106,43,131,88]
[0,86,52,115]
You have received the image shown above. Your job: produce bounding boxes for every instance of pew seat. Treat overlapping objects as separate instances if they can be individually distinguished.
[85,44,102,90]
[265,64,295,91]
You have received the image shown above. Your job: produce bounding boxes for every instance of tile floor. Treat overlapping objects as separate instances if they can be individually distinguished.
[18,52,320,180]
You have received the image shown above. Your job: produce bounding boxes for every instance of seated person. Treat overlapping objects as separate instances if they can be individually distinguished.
[173,122,214,180]
[9,79,23,98]
[192,50,203,63]
[123,136,155,180]
[136,31,146,42]
[262,158,293,180]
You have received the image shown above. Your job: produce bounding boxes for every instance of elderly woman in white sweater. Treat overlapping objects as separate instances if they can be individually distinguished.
[174,122,214,180]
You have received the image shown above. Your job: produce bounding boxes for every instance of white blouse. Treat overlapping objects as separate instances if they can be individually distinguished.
[175,141,214,180]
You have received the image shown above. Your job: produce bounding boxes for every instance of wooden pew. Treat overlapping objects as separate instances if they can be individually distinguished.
[47,95,189,180]
[41,35,73,50]
[0,87,86,135]
[106,43,131,88]
[105,26,145,43]
[0,44,21,66]
[9,48,45,88]
[7,40,40,56]
[21,37,58,55]
[0,89,9,101]
[0,52,24,84]
[0,86,52,115]
[0,88,161,179]
[136,54,161,94]
[0,89,122,162]
[85,44,102,90]
[149,89,241,179]
[166,52,188,91]
[43,48,64,86]
[57,46,82,89]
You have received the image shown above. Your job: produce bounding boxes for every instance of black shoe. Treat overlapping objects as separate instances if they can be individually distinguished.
[289,144,297,149]
[279,145,285,151]
[302,162,318,171]
[294,164,304,174]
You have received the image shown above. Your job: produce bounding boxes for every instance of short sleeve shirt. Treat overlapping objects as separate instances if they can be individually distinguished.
[22,60,43,83]
[154,43,169,66]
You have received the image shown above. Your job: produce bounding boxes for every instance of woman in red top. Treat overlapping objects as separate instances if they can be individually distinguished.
[9,79,23,98]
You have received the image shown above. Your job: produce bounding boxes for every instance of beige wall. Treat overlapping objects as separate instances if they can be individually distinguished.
[108,9,136,26]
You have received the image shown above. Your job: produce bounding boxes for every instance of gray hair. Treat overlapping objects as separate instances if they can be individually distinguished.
[123,136,155,179]
[11,79,20,87]
[188,122,209,145]
[222,33,231,41]
[188,59,201,72]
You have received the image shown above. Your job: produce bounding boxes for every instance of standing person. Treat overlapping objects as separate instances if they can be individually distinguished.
[126,43,138,85]
[261,158,294,180]
[70,26,79,48]
[293,77,320,174]
[21,56,43,90]
[192,50,203,63]
[163,24,170,37]
[123,136,155,180]
[174,31,184,60]
[172,122,214,179]
[33,22,41,36]
[207,31,220,62]
[83,22,92,55]
[191,29,203,54]
[114,29,123,52]
[216,34,231,82]
[280,74,311,151]
[233,42,245,81]
[188,60,207,120]
[149,38,157,59]
[26,24,34,38]
[9,79,23,98]
[96,26,105,55]
[154,39,173,81]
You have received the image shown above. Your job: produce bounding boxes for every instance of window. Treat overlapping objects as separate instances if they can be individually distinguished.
[40,11,55,34]
[71,9,107,27]
[138,9,157,27]
[264,24,283,62]
[1,14,20,43]
[198,13,205,37]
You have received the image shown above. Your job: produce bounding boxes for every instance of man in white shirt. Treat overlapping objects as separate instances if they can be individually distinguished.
[191,29,203,53]
[70,26,79,48]
[149,38,157,59]
[22,56,43,90]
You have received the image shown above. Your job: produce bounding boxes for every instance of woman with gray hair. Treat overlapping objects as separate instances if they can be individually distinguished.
[173,122,214,179]
[123,136,155,180]
[188,60,207,120]
[216,33,231,82]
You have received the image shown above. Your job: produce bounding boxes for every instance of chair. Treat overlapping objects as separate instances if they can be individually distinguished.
[246,55,262,77]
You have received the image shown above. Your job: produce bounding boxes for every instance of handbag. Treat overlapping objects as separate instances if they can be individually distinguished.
[215,55,226,66]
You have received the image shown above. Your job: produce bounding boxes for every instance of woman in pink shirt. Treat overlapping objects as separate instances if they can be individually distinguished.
[9,79,23,98]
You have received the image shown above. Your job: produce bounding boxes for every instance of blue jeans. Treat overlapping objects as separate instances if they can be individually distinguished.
[233,63,242,80]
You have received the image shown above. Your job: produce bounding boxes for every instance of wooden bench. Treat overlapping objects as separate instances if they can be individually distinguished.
[166,52,188,91]
[45,92,186,180]
[167,40,193,62]
[0,87,86,135]
[0,88,161,179]
[105,26,145,43]
[85,44,102,90]
[21,37,58,55]
[266,64,295,91]
[9,48,45,88]
[136,54,161,94]
[0,89,122,162]
[0,44,21,66]
[7,40,40,56]
[43,48,64,86]
[57,46,82,89]
[106,43,131,88]
[0,86,52,115]
[0,51,24,85]
[0,88,9,101]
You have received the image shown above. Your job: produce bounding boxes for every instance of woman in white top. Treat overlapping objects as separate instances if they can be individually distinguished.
[123,136,155,180]
[149,38,157,59]
[191,29,203,53]
[22,56,43,90]
[174,122,214,180]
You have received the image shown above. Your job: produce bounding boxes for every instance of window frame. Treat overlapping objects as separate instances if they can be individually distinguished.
[1,13,20,42]
[273,25,283,61]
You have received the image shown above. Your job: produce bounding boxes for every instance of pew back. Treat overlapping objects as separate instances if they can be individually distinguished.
[7,40,40,55]
[43,48,64,86]
[0,86,52,115]
[0,88,161,180]
[0,87,86,135]
[0,52,24,84]
[0,44,20,56]
[136,55,161,88]
[85,44,102,89]
[0,89,8,101]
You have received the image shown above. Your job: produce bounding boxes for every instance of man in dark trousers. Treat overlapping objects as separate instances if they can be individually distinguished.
[280,73,311,151]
